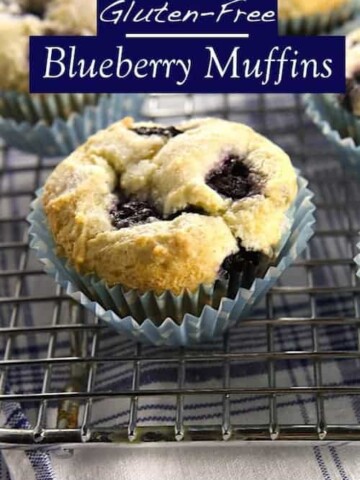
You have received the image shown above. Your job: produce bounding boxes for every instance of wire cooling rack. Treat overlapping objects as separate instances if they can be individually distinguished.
[1,93,360,451]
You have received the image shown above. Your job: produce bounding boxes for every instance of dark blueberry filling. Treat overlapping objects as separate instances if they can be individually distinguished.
[132,126,183,138]
[206,156,262,200]
[221,244,263,275]
[110,193,161,230]
[220,241,270,295]
[110,190,208,230]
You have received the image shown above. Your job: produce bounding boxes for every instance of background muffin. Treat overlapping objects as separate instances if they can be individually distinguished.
[46,0,97,35]
[0,0,97,92]
[0,0,144,156]
[278,0,357,35]
[0,12,43,93]
[0,0,99,123]
[340,28,360,117]
[306,26,360,145]
[304,24,360,176]
[279,0,351,19]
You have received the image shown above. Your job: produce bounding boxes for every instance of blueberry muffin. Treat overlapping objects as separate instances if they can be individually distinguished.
[339,28,360,116]
[0,0,98,123]
[304,26,360,168]
[42,117,298,295]
[0,9,43,92]
[278,0,355,35]
[0,0,96,92]
[45,0,97,36]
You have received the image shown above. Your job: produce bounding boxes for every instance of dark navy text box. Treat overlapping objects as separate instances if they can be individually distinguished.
[97,0,278,37]
[30,36,345,94]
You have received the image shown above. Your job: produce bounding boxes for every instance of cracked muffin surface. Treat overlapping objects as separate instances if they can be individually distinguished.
[43,117,298,294]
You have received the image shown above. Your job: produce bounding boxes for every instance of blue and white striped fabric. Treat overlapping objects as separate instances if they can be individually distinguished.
[1,401,54,480]
[1,108,360,479]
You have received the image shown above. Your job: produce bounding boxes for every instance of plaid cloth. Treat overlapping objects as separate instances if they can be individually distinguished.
[1,94,360,479]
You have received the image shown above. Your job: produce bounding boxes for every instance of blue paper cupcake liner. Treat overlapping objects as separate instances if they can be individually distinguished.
[331,12,360,34]
[304,93,360,175]
[278,0,359,35]
[0,92,103,124]
[0,93,145,157]
[27,173,316,347]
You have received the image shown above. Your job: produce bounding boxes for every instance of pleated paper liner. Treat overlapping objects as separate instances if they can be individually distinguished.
[0,92,102,124]
[304,93,360,175]
[0,93,145,157]
[28,173,316,347]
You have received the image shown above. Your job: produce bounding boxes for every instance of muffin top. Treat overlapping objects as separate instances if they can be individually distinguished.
[345,28,360,79]
[46,0,97,35]
[43,117,298,295]
[338,28,360,116]
[0,0,21,14]
[278,0,349,19]
[0,0,97,92]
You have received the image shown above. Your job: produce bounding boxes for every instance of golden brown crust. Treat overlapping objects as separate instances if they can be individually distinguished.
[279,0,349,19]
[43,117,298,294]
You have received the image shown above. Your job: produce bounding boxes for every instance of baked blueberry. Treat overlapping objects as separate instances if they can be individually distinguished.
[110,196,161,230]
[132,126,183,138]
[206,155,262,200]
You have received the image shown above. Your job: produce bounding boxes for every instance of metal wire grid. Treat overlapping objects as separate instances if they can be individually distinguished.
[1,93,360,449]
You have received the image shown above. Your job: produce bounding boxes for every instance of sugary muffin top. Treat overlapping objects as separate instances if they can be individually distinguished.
[345,28,360,79]
[46,0,97,35]
[0,0,96,91]
[337,28,360,116]
[278,0,349,19]
[43,117,298,294]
